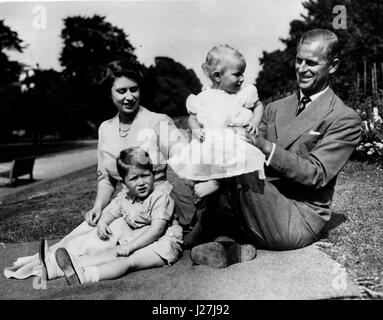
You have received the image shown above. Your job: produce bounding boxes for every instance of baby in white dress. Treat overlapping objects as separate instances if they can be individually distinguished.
[168,45,266,200]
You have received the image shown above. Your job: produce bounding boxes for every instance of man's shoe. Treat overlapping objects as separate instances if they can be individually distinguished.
[190,241,257,268]
[214,235,237,246]
[55,248,84,286]
[183,219,207,249]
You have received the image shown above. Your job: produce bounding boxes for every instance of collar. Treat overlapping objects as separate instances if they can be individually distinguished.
[122,186,145,204]
[111,106,143,125]
[129,192,144,204]
[299,86,329,103]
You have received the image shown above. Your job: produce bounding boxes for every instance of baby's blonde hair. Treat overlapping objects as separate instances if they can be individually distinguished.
[202,44,246,81]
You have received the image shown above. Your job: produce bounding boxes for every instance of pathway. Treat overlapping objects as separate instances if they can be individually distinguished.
[0,141,97,200]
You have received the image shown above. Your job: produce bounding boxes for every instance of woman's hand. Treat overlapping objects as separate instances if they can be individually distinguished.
[116,244,132,257]
[84,207,102,227]
[97,221,112,240]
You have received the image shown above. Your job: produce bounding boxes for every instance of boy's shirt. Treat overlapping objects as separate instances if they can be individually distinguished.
[105,181,175,228]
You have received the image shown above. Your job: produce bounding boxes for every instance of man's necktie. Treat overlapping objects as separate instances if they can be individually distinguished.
[296,96,311,116]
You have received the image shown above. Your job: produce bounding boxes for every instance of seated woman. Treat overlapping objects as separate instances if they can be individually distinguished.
[4,60,192,281]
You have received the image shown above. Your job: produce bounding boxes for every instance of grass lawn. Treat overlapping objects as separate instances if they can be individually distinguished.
[0,160,382,299]
[321,161,383,298]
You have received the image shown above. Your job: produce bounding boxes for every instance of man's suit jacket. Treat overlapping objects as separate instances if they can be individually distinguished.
[259,88,361,233]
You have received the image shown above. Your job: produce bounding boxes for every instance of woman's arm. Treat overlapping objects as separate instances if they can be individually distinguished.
[85,123,117,226]
[85,181,116,227]
[188,114,205,142]
[116,219,167,256]
[156,115,189,159]
[93,183,115,212]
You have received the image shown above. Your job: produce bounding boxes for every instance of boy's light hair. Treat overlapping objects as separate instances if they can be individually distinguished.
[202,44,246,81]
[116,147,153,179]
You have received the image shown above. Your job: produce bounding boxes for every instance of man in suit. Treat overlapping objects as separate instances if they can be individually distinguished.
[189,29,361,266]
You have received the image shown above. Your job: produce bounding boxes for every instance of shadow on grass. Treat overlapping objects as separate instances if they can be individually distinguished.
[319,211,348,239]
[0,178,41,188]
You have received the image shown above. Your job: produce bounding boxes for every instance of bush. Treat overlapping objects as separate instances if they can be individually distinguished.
[348,89,383,166]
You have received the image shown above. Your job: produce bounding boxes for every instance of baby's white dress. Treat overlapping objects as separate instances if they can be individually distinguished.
[168,85,266,180]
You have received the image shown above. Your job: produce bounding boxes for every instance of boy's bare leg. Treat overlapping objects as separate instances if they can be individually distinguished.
[77,246,165,281]
[76,247,120,268]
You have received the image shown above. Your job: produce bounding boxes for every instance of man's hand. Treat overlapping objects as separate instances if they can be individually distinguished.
[230,126,252,143]
[84,207,102,227]
[231,125,273,156]
[247,133,273,157]
[116,244,132,257]
[97,221,112,240]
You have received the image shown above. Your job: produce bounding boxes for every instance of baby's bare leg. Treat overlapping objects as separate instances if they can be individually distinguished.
[194,179,220,198]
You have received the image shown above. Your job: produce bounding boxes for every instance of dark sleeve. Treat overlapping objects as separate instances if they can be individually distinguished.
[270,112,361,189]
[258,102,271,139]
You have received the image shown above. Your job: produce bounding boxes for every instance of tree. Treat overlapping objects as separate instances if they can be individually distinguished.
[0,67,79,144]
[0,20,24,141]
[59,15,141,127]
[23,69,94,141]
[58,15,202,127]
[147,57,202,116]
[0,19,24,86]
[60,15,138,79]
[256,0,383,101]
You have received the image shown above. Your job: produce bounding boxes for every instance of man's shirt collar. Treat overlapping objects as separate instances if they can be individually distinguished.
[299,86,329,104]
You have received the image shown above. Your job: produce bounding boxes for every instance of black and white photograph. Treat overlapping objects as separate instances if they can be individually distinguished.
[0,0,382,303]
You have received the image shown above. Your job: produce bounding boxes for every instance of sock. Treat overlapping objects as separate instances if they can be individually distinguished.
[83,266,100,283]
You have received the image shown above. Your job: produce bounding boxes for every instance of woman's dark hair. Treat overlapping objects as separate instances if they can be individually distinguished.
[94,60,145,90]
[116,147,153,179]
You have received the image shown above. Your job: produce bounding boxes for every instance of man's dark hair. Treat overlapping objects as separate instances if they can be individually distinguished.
[298,29,340,63]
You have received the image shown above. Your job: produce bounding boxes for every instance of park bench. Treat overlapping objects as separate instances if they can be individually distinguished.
[0,156,35,186]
